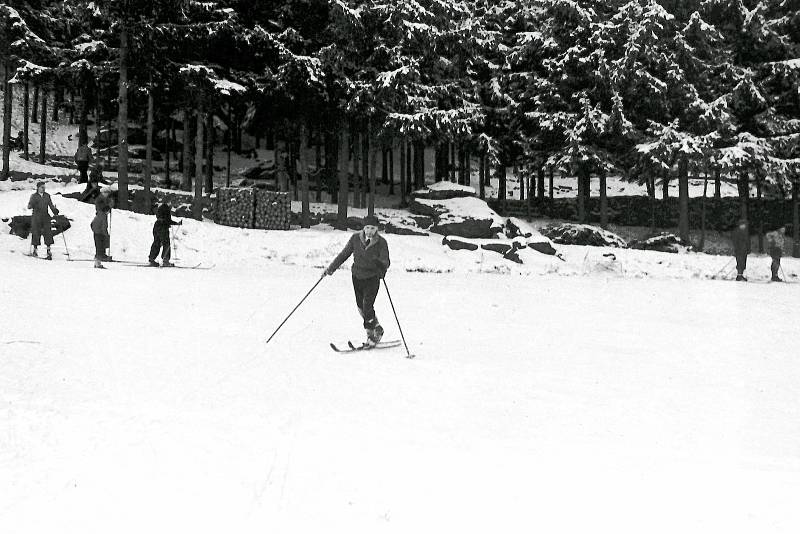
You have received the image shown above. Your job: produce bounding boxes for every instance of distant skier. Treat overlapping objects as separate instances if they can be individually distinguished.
[74,142,93,184]
[324,215,391,346]
[91,193,112,268]
[731,218,750,281]
[766,227,785,282]
[27,181,59,259]
[149,203,182,267]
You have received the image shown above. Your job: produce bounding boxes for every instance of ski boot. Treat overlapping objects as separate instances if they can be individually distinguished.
[31,247,38,257]
[45,248,52,260]
[736,274,747,282]
[771,275,783,282]
[148,260,159,267]
[94,260,105,269]
[161,261,175,268]
[367,324,384,345]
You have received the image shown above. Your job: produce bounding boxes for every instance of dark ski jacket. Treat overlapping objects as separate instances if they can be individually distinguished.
[153,204,179,236]
[732,226,750,257]
[91,210,109,236]
[28,192,58,224]
[327,231,390,279]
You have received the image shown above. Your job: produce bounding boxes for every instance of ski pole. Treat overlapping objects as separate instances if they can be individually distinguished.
[712,257,733,279]
[60,226,71,260]
[170,225,179,261]
[382,278,415,358]
[266,273,326,344]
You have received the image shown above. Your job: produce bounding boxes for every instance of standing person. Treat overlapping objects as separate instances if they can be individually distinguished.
[149,203,182,267]
[731,218,751,282]
[90,194,111,268]
[27,181,59,259]
[766,227,785,282]
[74,141,93,184]
[324,215,391,346]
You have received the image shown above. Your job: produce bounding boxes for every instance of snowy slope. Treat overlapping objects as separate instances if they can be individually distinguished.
[2,183,800,534]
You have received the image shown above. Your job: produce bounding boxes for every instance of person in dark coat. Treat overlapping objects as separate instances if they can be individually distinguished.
[74,142,93,184]
[149,203,182,267]
[731,218,751,281]
[324,215,391,346]
[765,227,785,282]
[27,181,59,259]
[90,194,111,268]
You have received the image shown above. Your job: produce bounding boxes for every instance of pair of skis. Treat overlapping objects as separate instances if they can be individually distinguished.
[67,258,212,269]
[329,339,415,358]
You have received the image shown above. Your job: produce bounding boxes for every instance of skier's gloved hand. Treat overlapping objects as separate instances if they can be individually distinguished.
[178,220,183,225]
[53,208,59,216]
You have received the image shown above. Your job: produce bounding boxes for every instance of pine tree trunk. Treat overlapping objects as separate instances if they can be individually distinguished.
[368,124,377,216]
[479,154,486,199]
[313,140,321,202]
[23,82,29,160]
[739,171,749,222]
[69,91,75,124]
[143,86,154,211]
[577,168,586,223]
[793,175,799,258]
[31,85,39,123]
[465,150,471,186]
[399,138,407,207]
[205,112,214,194]
[678,157,689,242]
[193,100,204,220]
[361,131,369,208]
[182,108,192,189]
[714,169,721,199]
[117,27,130,208]
[165,118,172,188]
[449,142,456,182]
[648,176,656,233]
[39,86,48,165]
[756,171,763,253]
[337,127,349,228]
[413,140,425,189]
[79,85,89,145]
[600,170,608,228]
[497,162,507,214]
[662,174,670,224]
[300,128,311,228]
[548,166,554,200]
[2,64,12,180]
[699,170,708,252]
[537,165,545,199]
[353,130,361,209]
[388,142,395,195]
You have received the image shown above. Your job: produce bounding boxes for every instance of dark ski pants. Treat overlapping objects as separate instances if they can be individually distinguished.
[77,161,89,184]
[352,275,380,330]
[770,247,782,279]
[735,254,747,275]
[149,232,171,263]
[31,217,54,247]
[94,233,108,259]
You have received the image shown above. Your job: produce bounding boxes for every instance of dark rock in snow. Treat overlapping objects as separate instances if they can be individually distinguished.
[629,233,693,253]
[540,223,627,248]
[442,236,479,251]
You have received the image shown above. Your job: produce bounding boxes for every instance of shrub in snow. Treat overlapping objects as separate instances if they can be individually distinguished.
[411,181,477,200]
[629,233,694,254]
[540,223,627,248]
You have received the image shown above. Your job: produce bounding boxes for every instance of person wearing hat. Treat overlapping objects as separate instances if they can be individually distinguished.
[765,226,785,282]
[731,218,751,281]
[27,181,59,259]
[324,214,391,346]
[90,192,113,268]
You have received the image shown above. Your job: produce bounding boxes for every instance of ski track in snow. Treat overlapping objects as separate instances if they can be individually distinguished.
[2,183,800,533]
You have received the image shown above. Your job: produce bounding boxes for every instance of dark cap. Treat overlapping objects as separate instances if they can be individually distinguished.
[36,181,46,188]
[362,215,379,227]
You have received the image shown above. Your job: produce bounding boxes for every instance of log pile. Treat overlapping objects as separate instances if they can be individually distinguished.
[214,187,291,230]
[215,188,255,228]
[254,190,291,230]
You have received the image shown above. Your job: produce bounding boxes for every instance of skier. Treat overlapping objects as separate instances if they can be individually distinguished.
[27,181,59,259]
[766,227,785,282]
[324,215,391,346]
[149,203,182,267]
[74,141,93,184]
[90,193,112,268]
[731,218,750,281]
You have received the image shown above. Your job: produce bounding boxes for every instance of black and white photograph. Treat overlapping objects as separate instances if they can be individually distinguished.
[2,0,799,532]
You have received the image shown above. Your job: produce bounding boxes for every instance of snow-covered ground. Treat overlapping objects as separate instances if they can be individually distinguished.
[2,182,800,533]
